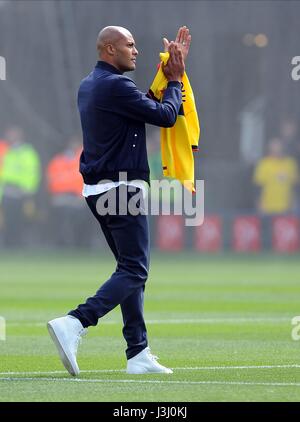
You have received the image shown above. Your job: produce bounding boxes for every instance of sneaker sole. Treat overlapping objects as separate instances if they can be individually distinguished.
[127,367,173,374]
[47,322,78,376]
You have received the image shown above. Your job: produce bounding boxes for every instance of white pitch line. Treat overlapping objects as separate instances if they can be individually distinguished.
[0,364,300,376]
[172,364,300,370]
[6,317,292,327]
[0,369,125,376]
[1,377,300,387]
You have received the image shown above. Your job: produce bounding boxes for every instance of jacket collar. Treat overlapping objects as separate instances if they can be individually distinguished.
[96,60,122,75]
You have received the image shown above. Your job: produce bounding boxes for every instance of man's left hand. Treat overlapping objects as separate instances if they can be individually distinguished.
[163,26,191,61]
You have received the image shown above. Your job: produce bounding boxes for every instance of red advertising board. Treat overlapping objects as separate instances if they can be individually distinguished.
[272,216,300,253]
[156,215,184,251]
[233,216,261,252]
[195,215,222,252]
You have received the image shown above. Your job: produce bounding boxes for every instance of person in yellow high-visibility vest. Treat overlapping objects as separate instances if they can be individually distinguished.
[0,138,9,234]
[0,127,41,247]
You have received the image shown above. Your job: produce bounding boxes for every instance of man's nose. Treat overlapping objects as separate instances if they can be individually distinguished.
[133,47,138,56]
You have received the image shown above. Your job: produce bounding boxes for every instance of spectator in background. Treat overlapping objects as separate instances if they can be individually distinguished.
[253,137,299,215]
[46,135,88,248]
[0,138,9,172]
[0,138,9,242]
[0,126,41,247]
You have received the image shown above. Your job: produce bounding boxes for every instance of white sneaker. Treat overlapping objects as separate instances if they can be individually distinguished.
[47,315,87,376]
[126,347,173,374]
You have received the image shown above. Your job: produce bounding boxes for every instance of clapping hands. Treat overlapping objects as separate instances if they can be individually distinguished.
[163,26,191,61]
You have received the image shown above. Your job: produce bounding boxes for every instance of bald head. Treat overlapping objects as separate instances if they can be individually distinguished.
[97,26,132,55]
[96,26,138,73]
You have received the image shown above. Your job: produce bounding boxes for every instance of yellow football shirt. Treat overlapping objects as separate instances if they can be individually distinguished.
[253,156,299,214]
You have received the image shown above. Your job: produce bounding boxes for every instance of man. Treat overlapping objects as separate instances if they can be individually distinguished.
[0,126,41,247]
[48,26,190,375]
[46,135,87,247]
[0,137,9,242]
[253,137,299,249]
[253,137,299,215]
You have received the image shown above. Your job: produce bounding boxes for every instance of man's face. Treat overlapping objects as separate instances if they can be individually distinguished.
[268,139,283,158]
[113,33,138,72]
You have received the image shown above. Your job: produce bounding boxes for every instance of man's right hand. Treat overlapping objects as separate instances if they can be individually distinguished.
[162,42,185,83]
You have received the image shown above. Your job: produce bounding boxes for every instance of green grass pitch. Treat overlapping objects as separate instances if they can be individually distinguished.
[0,251,300,402]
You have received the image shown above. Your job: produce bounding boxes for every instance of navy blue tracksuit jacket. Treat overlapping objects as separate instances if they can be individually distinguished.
[78,60,182,185]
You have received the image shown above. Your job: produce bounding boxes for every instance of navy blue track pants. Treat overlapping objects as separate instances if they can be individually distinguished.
[69,186,150,359]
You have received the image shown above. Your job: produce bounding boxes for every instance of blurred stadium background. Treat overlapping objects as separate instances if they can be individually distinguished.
[1,0,300,403]
[1,0,300,252]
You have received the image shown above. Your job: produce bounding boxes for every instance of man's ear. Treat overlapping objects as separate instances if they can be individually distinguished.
[106,44,115,56]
